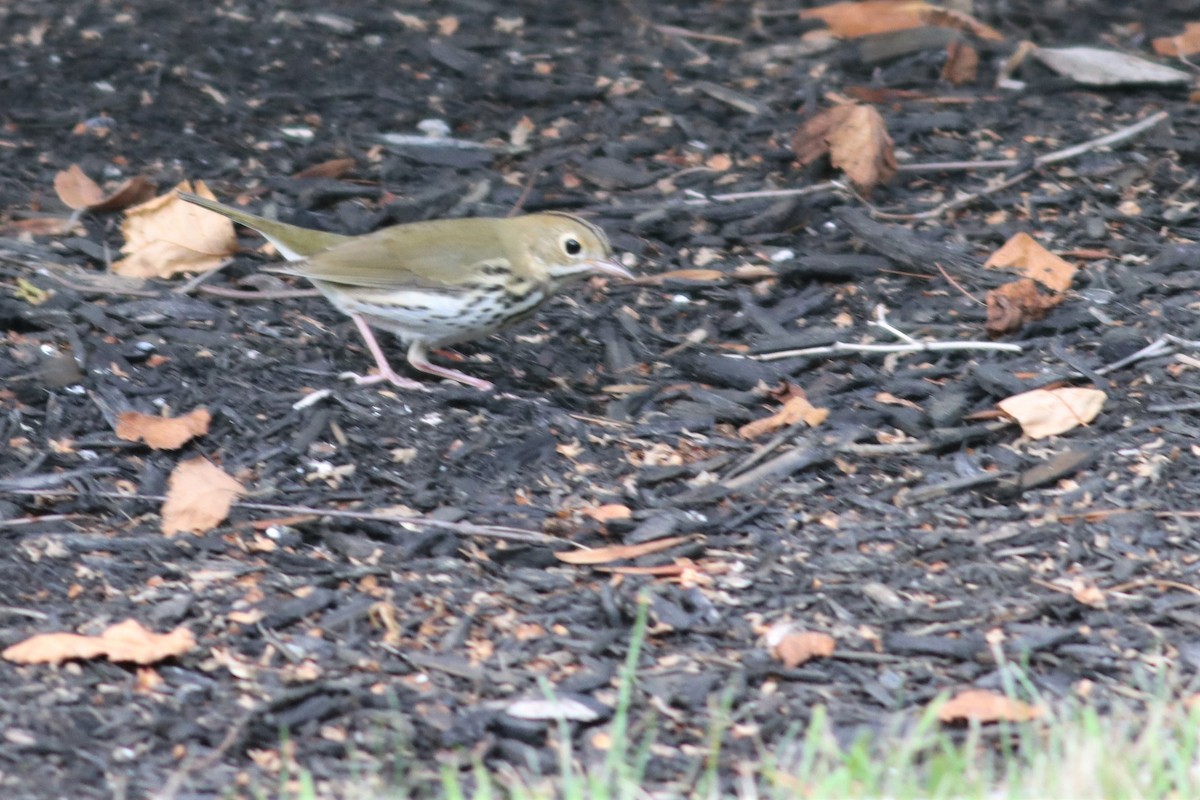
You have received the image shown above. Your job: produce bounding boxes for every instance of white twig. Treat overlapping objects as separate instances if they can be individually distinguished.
[745,304,1023,362]
[1091,333,1200,377]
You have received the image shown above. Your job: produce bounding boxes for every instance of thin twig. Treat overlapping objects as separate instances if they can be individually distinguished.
[684,180,841,205]
[653,23,743,45]
[872,111,1169,220]
[508,158,546,217]
[2,489,564,545]
[197,284,319,301]
[895,110,1170,174]
[934,261,985,306]
[866,168,1034,221]
[747,304,1022,363]
[1058,333,1200,381]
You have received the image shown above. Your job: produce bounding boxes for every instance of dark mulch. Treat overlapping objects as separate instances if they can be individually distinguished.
[3,0,1200,797]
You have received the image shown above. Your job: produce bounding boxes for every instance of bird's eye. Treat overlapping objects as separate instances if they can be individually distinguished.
[563,238,582,256]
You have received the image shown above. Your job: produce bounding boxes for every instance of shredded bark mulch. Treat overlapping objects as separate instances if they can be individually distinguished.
[3,1,1200,797]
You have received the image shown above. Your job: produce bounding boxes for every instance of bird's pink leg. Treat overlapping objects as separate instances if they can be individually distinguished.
[406,341,494,392]
[341,313,426,390]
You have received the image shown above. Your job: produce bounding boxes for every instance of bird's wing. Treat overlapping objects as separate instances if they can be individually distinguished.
[268,218,510,290]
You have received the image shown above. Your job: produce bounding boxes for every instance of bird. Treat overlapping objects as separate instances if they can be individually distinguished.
[178,192,632,391]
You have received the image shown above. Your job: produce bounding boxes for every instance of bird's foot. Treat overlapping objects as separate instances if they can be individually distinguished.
[340,370,427,391]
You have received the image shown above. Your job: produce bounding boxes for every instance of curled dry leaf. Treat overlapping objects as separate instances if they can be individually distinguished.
[792,104,896,193]
[161,457,244,536]
[937,689,1045,724]
[3,618,195,666]
[554,535,689,566]
[739,392,829,439]
[984,232,1078,293]
[115,407,211,450]
[53,164,156,212]
[772,630,836,668]
[985,278,1062,336]
[114,180,238,278]
[996,387,1106,439]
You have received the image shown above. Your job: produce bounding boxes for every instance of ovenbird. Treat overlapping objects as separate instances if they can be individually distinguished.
[178,192,631,391]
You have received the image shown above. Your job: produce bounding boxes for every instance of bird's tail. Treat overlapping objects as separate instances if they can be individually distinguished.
[177,191,351,261]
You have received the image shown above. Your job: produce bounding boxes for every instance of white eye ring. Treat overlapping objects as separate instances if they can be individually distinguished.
[560,235,583,256]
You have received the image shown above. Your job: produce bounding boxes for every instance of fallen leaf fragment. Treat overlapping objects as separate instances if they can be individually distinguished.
[1153,22,1200,58]
[53,164,156,212]
[645,269,728,284]
[554,535,689,566]
[114,180,238,278]
[792,104,896,192]
[1071,579,1107,609]
[161,457,244,535]
[3,619,195,665]
[941,39,979,85]
[773,630,836,668]
[937,689,1044,723]
[115,407,211,450]
[799,0,1001,40]
[799,0,930,38]
[53,164,105,209]
[291,157,356,179]
[1033,46,1190,87]
[0,217,85,237]
[984,232,1078,292]
[997,387,1106,439]
[580,504,633,524]
[739,392,829,439]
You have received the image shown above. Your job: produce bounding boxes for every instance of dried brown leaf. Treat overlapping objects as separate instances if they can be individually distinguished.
[773,631,836,668]
[984,232,1078,292]
[799,0,931,38]
[53,164,105,209]
[0,217,84,237]
[985,279,1062,336]
[996,387,1106,439]
[792,104,896,192]
[579,504,633,524]
[292,158,356,179]
[554,535,689,566]
[3,619,195,665]
[161,457,244,536]
[739,392,829,439]
[1153,22,1200,57]
[922,7,1005,41]
[641,269,727,285]
[937,689,1045,724]
[941,40,979,85]
[114,180,238,278]
[115,408,211,450]
[1071,579,1107,609]
[828,105,896,191]
[53,164,157,213]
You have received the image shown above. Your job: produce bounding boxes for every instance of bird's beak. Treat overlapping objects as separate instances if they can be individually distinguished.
[587,258,635,280]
